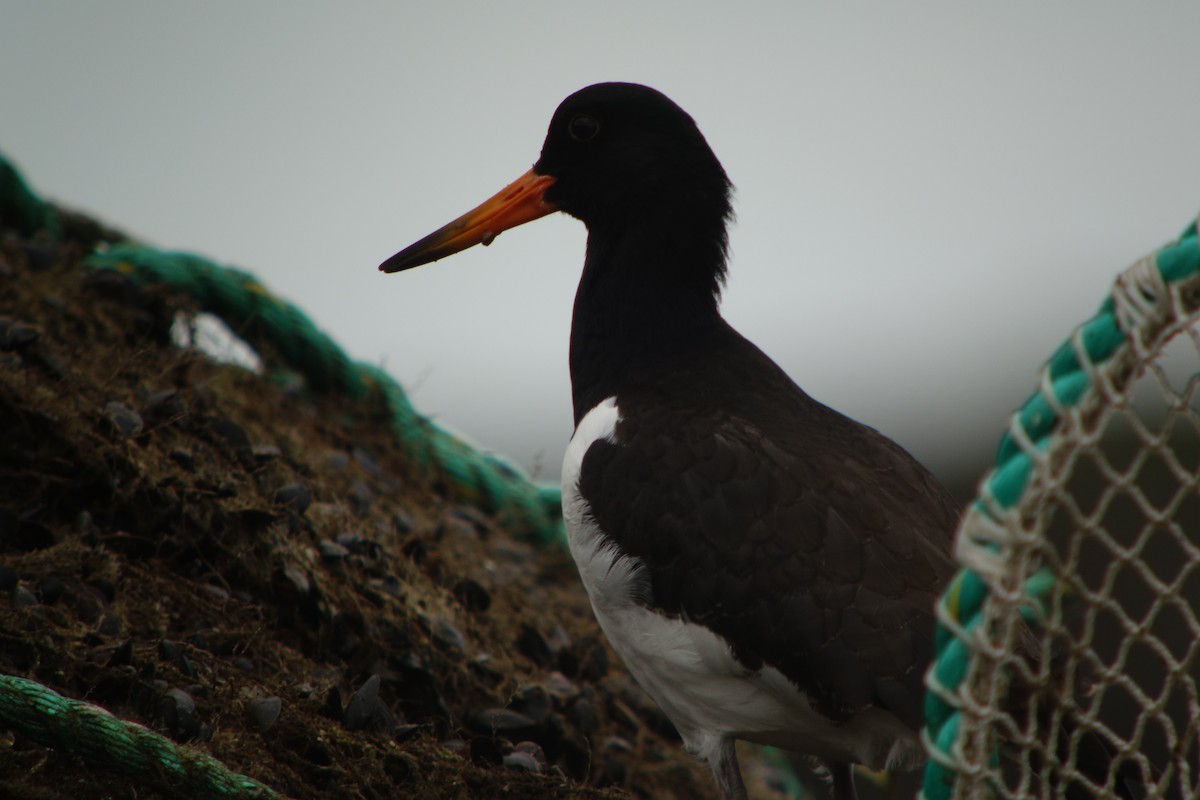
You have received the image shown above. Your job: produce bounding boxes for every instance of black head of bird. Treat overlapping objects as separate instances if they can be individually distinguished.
[381,83,732,305]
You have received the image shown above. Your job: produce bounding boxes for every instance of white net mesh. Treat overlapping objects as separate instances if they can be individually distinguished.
[938,245,1200,799]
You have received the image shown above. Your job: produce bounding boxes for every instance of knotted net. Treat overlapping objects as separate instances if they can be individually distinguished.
[924,219,1200,799]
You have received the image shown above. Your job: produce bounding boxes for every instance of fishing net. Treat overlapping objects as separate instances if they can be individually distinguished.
[924,219,1200,800]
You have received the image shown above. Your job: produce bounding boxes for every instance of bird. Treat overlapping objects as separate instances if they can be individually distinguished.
[380,82,961,800]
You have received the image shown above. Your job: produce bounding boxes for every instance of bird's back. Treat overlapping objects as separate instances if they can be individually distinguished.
[563,320,960,766]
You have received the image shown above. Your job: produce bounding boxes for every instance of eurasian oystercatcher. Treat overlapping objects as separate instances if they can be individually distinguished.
[381,82,960,800]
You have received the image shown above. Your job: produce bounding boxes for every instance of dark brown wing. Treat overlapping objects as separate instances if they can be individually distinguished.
[576,395,960,730]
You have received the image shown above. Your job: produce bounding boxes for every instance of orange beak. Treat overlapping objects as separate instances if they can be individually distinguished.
[380,168,558,273]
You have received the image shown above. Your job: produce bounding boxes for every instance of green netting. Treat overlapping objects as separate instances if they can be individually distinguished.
[0,675,282,799]
[923,218,1200,799]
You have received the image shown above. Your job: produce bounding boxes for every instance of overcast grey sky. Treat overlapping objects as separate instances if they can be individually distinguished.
[4,2,1199,486]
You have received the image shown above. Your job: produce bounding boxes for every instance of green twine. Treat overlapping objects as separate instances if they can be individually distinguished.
[0,150,58,237]
[0,675,281,799]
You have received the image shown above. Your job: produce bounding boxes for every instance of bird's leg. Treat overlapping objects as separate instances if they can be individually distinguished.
[709,738,748,800]
[829,761,858,800]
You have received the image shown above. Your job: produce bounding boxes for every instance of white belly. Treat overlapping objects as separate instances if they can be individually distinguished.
[560,397,923,771]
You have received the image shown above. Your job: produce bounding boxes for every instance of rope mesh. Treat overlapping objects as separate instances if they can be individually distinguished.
[925,219,1200,799]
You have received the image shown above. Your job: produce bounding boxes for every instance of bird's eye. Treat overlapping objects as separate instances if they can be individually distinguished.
[568,113,600,142]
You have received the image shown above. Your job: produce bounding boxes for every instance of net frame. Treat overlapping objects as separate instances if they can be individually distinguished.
[922,218,1200,800]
